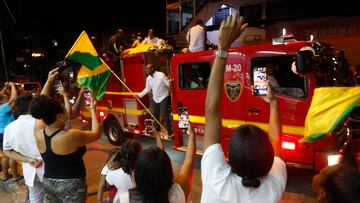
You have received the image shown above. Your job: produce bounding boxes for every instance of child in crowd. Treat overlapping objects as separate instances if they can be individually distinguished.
[312,163,360,203]
[97,148,121,203]
[118,123,196,203]
[107,139,143,203]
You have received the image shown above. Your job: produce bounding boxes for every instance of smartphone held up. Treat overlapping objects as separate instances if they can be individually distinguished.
[144,119,154,134]
[253,67,268,96]
[83,91,92,106]
[178,107,189,130]
[54,80,62,93]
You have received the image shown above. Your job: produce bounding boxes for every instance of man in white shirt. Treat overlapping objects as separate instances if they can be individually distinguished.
[137,64,172,134]
[201,14,287,203]
[142,29,159,45]
[186,19,206,52]
[3,94,44,203]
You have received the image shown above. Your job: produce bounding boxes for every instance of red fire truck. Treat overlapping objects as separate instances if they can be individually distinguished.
[81,39,359,170]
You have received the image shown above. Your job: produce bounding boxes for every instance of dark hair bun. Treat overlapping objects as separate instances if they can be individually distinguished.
[241,177,260,188]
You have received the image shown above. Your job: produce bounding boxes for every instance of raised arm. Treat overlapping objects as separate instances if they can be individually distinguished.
[263,84,282,158]
[41,68,59,96]
[175,123,196,200]
[70,95,101,146]
[151,127,165,151]
[0,82,8,95]
[70,87,85,119]
[204,14,247,151]
[7,82,17,108]
[58,83,72,118]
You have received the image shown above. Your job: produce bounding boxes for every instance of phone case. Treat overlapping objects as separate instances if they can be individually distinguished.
[178,107,189,130]
[84,91,92,106]
[144,119,153,134]
[54,80,62,93]
[253,67,268,96]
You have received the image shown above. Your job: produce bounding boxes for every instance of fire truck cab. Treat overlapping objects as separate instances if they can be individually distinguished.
[84,39,359,171]
[172,41,317,168]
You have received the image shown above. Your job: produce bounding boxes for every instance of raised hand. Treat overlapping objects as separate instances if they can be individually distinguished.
[218,13,248,51]
[261,81,276,104]
[48,67,59,82]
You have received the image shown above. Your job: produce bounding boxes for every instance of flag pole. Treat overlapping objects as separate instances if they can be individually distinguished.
[64,30,169,136]
[100,58,170,136]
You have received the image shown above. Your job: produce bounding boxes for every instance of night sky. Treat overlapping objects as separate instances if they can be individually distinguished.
[1,0,166,52]
[19,0,165,33]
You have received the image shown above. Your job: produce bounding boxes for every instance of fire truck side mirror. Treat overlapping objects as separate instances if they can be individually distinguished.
[295,50,314,74]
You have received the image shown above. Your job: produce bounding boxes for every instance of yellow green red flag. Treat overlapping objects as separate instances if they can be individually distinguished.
[122,44,153,55]
[301,87,360,143]
[65,31,111,100]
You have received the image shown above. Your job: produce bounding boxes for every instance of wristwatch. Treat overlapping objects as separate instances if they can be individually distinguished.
[214,50,228,59]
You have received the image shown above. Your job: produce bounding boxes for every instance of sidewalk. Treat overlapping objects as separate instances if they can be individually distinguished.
[0,177,28,203]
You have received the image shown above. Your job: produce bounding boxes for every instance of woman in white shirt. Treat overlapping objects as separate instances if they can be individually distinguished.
[201,14,287,203]
[118,125,196,203]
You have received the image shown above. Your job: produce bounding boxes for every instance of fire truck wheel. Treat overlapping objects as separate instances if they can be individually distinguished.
[104,119,127,145]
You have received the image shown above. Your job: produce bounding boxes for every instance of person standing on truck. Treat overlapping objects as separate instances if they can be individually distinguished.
[201,14,287,203]
[186,19,206,53]
[131,32,143,48]
[108,28,126,73]
[108,28,126,55]
[142,29,159,45]
[137,64,172,135]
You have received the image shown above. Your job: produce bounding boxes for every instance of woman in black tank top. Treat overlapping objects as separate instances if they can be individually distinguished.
[30,68,101,203]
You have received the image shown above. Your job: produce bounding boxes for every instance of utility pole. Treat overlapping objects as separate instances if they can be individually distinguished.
[0,19,9,81]
[0,0,17,82]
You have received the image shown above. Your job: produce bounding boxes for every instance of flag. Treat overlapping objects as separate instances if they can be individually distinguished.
[301,87,360,143]
[65,31,111,100]
[122,44,153,55]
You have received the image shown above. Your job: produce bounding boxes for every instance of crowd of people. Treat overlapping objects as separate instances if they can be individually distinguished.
[0,14,359,203]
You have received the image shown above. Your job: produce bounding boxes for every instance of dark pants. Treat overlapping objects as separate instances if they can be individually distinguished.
[151,96,171,133]
[0,133,3,150]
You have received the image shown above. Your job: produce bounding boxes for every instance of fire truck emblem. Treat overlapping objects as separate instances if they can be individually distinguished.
[225,81,242,102]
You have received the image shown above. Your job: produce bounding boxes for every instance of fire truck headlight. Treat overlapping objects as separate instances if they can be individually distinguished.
[282,141,296,150]
[327,154,341,166]
[99,111,105,117]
